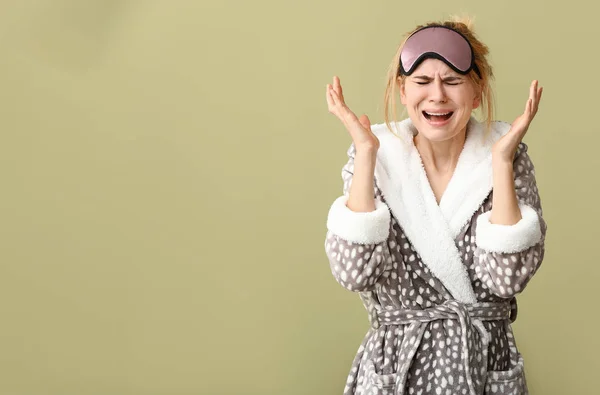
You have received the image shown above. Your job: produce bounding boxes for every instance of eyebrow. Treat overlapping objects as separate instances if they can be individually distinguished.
[413,75,463,82]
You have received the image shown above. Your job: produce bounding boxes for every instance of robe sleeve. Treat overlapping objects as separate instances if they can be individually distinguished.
[324,143,394,292]
[473,142,547,299]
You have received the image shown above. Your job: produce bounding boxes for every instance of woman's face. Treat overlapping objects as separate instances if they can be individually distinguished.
[400,58,481,142]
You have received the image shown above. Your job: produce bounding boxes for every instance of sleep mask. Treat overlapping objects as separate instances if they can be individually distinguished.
[399,25,481,78]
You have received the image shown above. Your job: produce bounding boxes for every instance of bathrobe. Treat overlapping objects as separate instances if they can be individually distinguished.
[324,117,546,395]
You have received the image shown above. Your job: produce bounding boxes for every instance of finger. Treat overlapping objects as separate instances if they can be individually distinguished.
[329,84,341,107]
[530,84,542,114]
[358,114,371,131]
[333,76,340,91]
[533,87,543,115]
[525,98,533,116]
[330,87,349,116]
[334,76,345,103]
[529,80,537,104]
[333,76,346,104]
[326,84,335,109]
[332,76,339,94]
[531,80,537,94]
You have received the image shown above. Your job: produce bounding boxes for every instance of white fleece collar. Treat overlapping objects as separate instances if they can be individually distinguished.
[371,117,510,304]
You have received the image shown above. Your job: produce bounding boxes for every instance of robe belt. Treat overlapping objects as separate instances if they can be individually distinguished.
[371,300,512,395]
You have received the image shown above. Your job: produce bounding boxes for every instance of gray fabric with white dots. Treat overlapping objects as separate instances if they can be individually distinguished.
[324,142,546,395]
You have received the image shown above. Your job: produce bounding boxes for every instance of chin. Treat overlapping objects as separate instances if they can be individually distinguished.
[413,120,460,142]
[417,127,459,142]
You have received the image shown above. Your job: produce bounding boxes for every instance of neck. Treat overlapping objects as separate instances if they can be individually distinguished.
[413,127,467,174]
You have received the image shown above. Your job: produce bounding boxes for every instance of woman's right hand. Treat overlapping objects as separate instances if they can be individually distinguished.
[326,76,380,152]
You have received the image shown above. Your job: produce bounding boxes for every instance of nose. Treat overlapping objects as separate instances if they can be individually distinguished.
[430,79,447,103]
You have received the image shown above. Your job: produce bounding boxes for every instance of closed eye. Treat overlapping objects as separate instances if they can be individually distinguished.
[415,81,462,86]
[443,78,463,85]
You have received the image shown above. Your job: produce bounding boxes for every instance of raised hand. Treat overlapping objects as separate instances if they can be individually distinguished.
[492,80,543,163]
[326,76,379,152]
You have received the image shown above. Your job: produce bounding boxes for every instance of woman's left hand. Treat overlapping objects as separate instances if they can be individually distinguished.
[492,80,543,163]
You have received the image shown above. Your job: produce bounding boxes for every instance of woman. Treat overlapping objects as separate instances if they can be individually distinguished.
[324,18,546,395]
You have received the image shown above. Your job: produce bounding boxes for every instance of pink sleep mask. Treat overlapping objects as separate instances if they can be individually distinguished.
[399,25,481,78]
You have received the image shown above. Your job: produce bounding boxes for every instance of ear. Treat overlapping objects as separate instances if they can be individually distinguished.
[399,78,407,105]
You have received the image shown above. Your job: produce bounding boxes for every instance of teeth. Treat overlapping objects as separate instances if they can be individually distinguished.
[425,112,451,116]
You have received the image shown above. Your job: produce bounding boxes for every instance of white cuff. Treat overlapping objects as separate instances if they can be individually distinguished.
[326,195,391,244]
[475,203,542,253]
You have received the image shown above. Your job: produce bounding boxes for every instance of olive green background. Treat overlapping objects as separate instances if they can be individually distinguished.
[0,1,596,394]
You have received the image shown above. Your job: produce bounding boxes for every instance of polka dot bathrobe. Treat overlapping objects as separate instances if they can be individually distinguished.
[324,117,546,395]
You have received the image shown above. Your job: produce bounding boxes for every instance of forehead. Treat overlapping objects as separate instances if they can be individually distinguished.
[410,58,460,77]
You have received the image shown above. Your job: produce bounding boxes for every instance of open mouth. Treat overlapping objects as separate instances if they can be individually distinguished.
[422,111,454,122]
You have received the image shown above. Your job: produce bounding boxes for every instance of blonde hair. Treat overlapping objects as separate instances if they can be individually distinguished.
[383,16,495,137]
